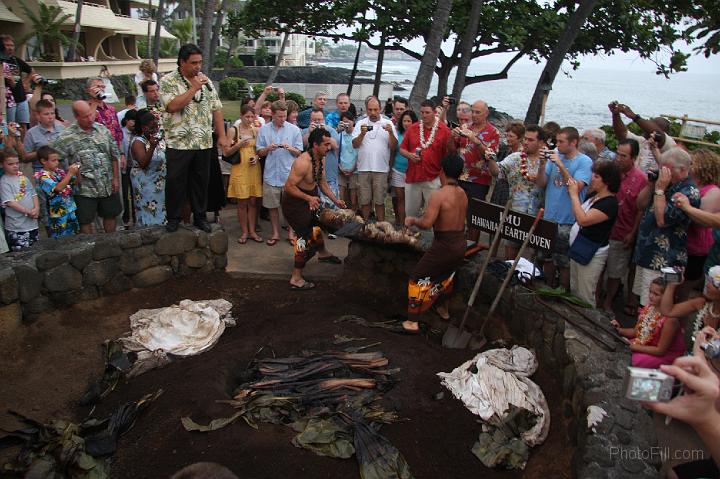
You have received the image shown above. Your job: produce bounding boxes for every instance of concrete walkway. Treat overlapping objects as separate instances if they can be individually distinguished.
[219,205,349,281]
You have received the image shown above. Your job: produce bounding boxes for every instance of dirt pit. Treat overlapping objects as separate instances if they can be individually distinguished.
[1,273,572,478]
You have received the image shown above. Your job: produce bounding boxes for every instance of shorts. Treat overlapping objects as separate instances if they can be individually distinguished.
[262,183,283,209]
[338,173,358,189]
[5,228,39,251]
[390,168,406,188]
[5,105,17,123]
[358,171,388,206]
[75,193,123,224]
[685,255,707,281]
[15,101,30,124]
[538,223,572,268]
[632,266,663,306]
[606,239,633,279]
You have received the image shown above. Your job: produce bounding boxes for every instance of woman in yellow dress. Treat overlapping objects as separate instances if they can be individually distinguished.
[225,105,263,243]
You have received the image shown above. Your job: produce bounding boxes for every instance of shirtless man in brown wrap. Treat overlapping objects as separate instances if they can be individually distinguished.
[403,154,468,331]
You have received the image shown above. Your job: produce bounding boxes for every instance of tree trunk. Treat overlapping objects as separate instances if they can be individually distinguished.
[347,40,362,96]
[408,0,453,111]
[435,61,452,100]
[525,0,599,124]
[266,30,289,86]
[450,0,482,106]
[152,0,165,66]
[223,35,238,76]
[67,0,83,61]
[146,10,152,59]
[372,33,386,98]
[209,0,229,69]
[200,0,216,62]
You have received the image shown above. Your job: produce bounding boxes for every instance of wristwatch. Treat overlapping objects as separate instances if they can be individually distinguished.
[654,189,665,196]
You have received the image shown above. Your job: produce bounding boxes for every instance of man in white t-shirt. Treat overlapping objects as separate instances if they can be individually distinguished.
[609,102,677,173]
[351,96,397,221]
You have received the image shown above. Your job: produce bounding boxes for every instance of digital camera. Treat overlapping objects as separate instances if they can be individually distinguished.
[366,125,373,131]
[661,266,682,283]
[702,338,720,360]
[624,367,674,402]
[647,170,660,182]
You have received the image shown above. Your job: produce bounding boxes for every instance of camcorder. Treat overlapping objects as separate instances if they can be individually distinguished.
[653,131,663,143]
[647,169,660,182]
[624,367,675,402]
[661,266,682,283]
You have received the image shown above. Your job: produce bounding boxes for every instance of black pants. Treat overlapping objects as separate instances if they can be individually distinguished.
[166,148,211,222]
[121,171,134,224]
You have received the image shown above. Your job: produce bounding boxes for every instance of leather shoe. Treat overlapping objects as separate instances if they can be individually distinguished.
[194,220,212,233]
[166,220,180,232]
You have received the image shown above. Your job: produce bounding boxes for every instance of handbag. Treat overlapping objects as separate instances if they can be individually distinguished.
[568,232,602,266]
[222,126,242,165]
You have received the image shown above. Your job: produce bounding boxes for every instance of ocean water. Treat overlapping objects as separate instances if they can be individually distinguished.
[318,59,720,131]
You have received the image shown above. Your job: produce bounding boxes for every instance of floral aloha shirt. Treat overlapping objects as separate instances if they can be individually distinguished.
[496,151,543,215]
[633,176,700,270]
[159,69,222,150]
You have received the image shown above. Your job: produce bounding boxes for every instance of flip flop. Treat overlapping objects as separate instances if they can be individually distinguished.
[266,238,279,246]
[250,235,263,243]
[290,281,315,291]
[237,237,248,244]
[400,320,421,335]
[318,255,342,264]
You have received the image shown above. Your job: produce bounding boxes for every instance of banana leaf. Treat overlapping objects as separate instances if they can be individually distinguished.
[534,287,593,308]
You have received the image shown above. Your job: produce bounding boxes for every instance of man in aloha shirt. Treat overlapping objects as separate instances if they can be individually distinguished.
[633,148,700,306]
[160,43,228,233]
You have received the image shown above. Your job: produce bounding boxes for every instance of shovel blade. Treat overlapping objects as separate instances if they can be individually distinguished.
[442,325,472,349]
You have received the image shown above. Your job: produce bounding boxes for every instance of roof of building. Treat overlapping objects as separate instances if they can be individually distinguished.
[0,0,23,23]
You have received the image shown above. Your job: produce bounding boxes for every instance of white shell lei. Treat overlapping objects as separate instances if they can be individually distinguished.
[419,119,440,149]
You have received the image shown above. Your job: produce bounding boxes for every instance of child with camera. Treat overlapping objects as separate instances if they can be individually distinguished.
[661,265,720,347]
[0,147,39,250]
[612,277,686,369]
[33,145,80,237]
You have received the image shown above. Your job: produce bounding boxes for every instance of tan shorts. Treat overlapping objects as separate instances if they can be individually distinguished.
[262,183,283,209]
[632,266,663,306]
[339,173,358,189]
[606,239,633,279]
[358,171,388,206]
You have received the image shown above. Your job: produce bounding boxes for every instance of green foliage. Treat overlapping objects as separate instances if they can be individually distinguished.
[250,84,306,108]
[138,39,149,59]
[214,49,244,69]
[219,77,249,101]
[254,46,270,66]
[168,18,194,45]
[18,3,72,61]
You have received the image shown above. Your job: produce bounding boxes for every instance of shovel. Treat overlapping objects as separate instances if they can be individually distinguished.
[442,200,512,349]
[471,207,545,349]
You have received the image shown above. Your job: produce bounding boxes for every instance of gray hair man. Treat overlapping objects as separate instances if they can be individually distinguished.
[297,91,328,129]
[581,128,615,162]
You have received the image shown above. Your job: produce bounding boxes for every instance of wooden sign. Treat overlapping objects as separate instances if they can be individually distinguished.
[467,198,557,253]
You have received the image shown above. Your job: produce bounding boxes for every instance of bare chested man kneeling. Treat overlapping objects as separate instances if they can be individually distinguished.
[403,154,468,331]
[283,128,346,290]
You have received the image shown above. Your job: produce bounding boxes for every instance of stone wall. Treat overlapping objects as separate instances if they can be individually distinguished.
[342,241,659,478]
[0,227,229,331]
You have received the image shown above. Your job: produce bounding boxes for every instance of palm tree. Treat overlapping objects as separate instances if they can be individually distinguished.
[152,0,166,65]
[19,4,72,61]
[69,0,83,61]
[168,18,194,47]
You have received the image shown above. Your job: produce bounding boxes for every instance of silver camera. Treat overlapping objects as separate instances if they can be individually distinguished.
[661,266,682,283]
[702,338,720,360]
[624,367,674,402]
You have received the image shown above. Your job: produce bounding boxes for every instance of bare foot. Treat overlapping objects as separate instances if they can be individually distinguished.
[434,303,450,320]
[402,320,419,331]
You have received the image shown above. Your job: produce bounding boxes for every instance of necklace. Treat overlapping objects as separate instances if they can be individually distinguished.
[519,149,540,181]
[13,173,27,201]
[419,119,439,149]
[634,305,663,345]
[34,169,73,197]
[178,68,203,103]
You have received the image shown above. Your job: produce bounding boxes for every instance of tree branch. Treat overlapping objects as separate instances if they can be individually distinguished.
[464,50,525,85]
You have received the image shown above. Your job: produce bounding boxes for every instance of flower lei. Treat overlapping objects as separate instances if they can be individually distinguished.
[633,305,663,345]
[13,172,27,201]
[519,149,538,181]
[419,118,440,149]
[34,169,73,197]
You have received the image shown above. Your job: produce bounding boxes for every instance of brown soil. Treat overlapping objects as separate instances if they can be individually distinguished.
[0,273,572,479]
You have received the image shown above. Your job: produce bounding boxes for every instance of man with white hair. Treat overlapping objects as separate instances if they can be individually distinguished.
[297,91,328,129]
[632,148,700,306]
[581,128,615,162]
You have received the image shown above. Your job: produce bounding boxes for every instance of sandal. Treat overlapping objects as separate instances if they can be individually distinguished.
[237,236,248,245]
[318,255,342,264]
[290,281,315,291]
[266,238,279,246]
[400,320,421,334]
[250,235,263,243]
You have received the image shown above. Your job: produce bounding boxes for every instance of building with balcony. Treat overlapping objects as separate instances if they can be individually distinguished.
[234,32,315,67]
[0,0,176,79]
